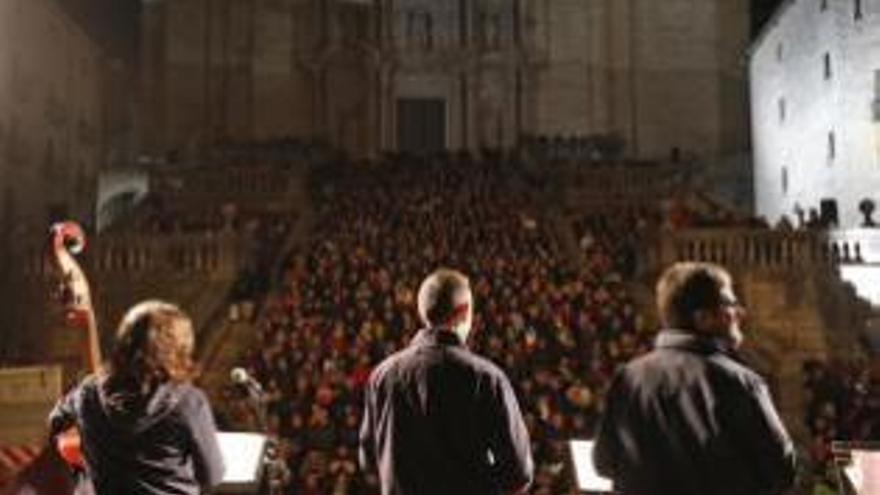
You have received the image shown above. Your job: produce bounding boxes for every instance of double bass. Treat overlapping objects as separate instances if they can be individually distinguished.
[2,222,99,495]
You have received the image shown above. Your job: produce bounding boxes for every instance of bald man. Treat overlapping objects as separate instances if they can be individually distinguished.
[359,268,533,495]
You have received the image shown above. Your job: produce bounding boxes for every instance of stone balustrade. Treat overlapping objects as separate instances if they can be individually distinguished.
[563,163,684,206]
[150,165,299,201]
[565,196,658,215]
[663,227,880,270]
[22,232,245,280]
[658,228,840,271]
[825,228,880,264]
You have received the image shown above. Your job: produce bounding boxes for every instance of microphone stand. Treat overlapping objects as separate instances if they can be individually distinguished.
[242,385,287,495]
[245,385,268,434]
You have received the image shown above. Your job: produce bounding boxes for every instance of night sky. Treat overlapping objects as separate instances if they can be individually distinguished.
[752,0,787,36]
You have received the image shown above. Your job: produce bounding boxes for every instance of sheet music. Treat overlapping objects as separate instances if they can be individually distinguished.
[845,450,880,495]
[217,432,267,484]
[568,440,613,493]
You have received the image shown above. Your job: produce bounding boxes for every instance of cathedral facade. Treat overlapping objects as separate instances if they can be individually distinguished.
[139,0,751,162]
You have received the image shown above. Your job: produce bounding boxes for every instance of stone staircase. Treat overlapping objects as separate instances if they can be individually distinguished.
[22,266,238,386]
[196,188,315,420]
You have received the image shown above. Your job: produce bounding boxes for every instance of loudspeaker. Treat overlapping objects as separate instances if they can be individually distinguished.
[820,198,839,227]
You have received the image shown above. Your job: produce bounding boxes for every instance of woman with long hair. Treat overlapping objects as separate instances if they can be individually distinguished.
[49,300,225,495]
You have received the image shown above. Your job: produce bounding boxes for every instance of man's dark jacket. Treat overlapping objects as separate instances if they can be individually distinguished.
[593,330,796,495]
[359,327,533,495]
[49,376,225,495]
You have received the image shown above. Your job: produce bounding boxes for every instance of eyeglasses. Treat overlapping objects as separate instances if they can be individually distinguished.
[719,296,744,309]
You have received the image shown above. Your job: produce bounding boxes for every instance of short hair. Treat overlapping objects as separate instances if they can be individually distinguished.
[417,268,471,327]
[109,300,196,393]
[656,262,731,330]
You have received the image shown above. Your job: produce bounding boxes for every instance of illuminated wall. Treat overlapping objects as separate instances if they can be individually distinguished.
[139,0,751,162]
[751,0,880,227]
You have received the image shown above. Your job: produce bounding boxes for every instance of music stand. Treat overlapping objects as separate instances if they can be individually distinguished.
[568,439,614,494]
[215,432,269,495]
[831,441,880,495]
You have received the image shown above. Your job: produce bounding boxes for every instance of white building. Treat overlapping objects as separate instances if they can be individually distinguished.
[750,0,880,228]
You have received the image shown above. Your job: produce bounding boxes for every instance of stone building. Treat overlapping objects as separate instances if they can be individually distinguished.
[0,0,132,232]
[751,0,880,228]
[139,0,751,162]
[0,0,132,360]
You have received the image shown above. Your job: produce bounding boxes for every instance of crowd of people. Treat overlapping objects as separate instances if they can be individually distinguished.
[519,133,627,163]
[573,209,654,280]
[211,154,880,494]
[802,358,880,493]
[228,155,654,493]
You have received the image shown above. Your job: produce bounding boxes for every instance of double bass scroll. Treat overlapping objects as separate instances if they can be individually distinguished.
[1,221,99,495]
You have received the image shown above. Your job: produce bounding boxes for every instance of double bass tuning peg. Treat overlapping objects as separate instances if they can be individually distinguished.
[50,222,86,255]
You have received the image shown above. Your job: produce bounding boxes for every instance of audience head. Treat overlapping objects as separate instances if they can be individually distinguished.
[417,268,473,343]
[656,262,744,348]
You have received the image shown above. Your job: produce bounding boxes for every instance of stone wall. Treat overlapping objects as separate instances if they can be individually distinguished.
[139,0,750,162]
[0,0,110,228]
[751,0,880,227]
[0,366,61,444]
[627,0,750,159]
[0,0,122,362]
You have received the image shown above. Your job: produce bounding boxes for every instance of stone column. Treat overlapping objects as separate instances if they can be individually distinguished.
[379,64,396,151]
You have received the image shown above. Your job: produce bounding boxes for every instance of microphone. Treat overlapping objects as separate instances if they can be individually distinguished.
[230,367,264,398]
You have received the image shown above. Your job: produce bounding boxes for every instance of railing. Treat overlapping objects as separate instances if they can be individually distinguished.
[825,228,880,264]
[22,232,246,280]
[562,162,685,207]
[150,165,300,203]
[658,228,877,271]
[660,228,844,270]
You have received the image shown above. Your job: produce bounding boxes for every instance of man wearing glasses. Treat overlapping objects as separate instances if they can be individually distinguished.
[593,262,796,495]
